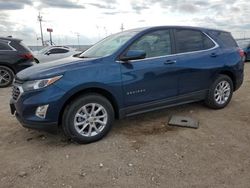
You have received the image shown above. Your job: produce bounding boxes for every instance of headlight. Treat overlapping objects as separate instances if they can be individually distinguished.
[22,75,63,91]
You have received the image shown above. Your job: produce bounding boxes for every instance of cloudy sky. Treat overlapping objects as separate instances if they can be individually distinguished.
[0,0,249,46]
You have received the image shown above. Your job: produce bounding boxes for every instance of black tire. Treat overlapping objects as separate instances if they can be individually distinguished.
[205,75,233,109]
[62,93,114,144]
[0,66,15,88]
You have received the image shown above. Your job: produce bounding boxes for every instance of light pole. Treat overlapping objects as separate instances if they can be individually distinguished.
[38,12,44,46]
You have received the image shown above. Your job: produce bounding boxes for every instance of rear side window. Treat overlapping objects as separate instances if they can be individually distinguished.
[175,29,215,53]
[48,48,69,54]
[0,40,13,51]
[216,32,238,48]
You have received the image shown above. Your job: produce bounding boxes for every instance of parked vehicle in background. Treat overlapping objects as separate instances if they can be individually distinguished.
[0,37,34,88]
[10,26,244,144]
[237,39,250,61]
[33,46,80,63]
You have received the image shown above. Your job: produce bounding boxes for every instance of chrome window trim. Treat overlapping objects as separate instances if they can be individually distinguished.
[0,40,17,51]
[116,31,219,63]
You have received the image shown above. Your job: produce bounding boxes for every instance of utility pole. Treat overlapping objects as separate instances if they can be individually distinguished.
[38,12,44,46]
[76,33,80,50]
[120,23,124,32]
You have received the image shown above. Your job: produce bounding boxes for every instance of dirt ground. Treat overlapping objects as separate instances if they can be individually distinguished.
[0,64,250,188]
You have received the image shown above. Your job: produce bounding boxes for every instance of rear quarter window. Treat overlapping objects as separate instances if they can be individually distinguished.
[175,29,215,53]
[210,31,238,48]
[0,40,13,51]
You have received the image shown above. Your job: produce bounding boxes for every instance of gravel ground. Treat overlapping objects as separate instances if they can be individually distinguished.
[0,64,250,188]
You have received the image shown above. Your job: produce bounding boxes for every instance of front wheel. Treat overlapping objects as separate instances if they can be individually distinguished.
[205,75,233,109]
[62,94,114,144]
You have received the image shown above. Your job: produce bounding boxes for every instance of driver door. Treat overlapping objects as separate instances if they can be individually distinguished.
[120,29,179,108]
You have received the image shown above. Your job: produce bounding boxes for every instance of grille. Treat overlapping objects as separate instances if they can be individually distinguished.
[12,85,21,101]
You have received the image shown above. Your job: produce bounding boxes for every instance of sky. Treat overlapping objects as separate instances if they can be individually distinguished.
[0,0,250,46]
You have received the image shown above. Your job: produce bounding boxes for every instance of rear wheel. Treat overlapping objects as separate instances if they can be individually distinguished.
[62,94,114,144]
[0,66,14,88]
[205,75,233,109]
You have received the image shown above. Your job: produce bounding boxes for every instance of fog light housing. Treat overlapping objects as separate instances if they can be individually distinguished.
[36,105,49,119]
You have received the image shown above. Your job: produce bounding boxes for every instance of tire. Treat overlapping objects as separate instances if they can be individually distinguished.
[62,93,114,144]
[205,75,233,109]
[0,66,15,88]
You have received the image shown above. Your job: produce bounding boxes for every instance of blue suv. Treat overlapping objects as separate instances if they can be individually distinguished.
[10,26,244,143]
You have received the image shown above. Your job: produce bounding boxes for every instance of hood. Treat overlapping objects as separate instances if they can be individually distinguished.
[17,56,98,80]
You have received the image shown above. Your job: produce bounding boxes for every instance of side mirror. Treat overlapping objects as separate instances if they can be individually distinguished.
[120,50,146,61]
[45,52,51,55]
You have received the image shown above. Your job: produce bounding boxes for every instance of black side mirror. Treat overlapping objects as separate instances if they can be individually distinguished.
[45,51,51,55]
[120,50,146,61]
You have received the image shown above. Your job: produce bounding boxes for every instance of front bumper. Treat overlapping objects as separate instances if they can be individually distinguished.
[10,84,67,133]
[15,109,58,133]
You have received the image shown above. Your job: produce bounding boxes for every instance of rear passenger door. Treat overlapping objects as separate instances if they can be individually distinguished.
[173,29,225,95]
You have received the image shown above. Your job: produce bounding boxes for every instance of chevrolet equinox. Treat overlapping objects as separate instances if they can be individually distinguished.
[10,26,244,143]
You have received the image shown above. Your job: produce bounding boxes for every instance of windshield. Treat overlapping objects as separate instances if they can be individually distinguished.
[79,31,138,58]
[38,46,51,54]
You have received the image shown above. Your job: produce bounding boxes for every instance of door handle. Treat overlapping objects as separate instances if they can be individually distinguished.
[164,60,177,65]
[210,53,218,57]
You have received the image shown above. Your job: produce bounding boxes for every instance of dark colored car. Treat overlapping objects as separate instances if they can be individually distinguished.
[10,26,244,144]
[237,40,250,61]
[0,37,34,87]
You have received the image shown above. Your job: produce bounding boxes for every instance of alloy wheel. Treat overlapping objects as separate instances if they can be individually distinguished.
[214,80,231,105]
[73,103,108,137]
[0,69,11,86]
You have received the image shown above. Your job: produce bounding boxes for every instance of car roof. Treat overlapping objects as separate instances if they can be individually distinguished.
[0,37,22,42]
[126,25,229,34]
[47,46,72,49]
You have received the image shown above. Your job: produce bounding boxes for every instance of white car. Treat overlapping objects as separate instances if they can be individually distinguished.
[33,46,80,63]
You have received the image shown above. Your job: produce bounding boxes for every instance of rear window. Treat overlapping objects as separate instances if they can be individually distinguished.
[175,29,215,53]
[19,41,32,52]
[0,40,13,51]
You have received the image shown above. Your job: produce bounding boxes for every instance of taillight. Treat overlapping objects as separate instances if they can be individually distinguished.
[238,48,246,62]
[20,53,34,60]
[238,48,245,57]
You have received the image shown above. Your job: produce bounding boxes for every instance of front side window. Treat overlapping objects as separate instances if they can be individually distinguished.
[128,30,172,58]
[175,29,215,53]
[0,41,13,51]
[48,48,69,54]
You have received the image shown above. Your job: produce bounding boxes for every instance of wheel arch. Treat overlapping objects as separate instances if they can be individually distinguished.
[58,87,121,125]
[218,70,236,91]
[0,63,16,74]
